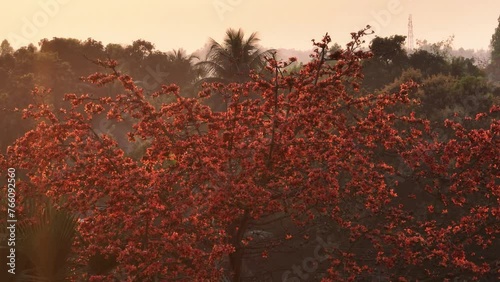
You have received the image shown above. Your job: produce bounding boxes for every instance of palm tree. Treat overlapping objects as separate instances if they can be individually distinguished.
[167,49,200,94]
[1,197,79,281]
[196,28,275,84]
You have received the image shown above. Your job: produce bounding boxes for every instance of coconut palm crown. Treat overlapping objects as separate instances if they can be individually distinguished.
[196,28,276,84]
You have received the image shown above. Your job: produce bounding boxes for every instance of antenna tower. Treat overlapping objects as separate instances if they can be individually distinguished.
[407,14,414,51]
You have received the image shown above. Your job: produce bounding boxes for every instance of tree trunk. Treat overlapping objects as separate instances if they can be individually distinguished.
[229,210,250,281]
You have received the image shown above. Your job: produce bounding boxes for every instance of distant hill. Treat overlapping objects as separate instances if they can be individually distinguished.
[274,48,312,63]
[191,44,313,64]
[190,43,491,67]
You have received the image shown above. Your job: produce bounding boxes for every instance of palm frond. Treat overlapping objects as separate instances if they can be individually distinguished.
[196,28,275,84]
[16,198,78,281]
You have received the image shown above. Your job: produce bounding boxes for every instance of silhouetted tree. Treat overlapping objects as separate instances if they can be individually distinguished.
[408,49,449,77]
[0,39,14,56]
[487,15,500,82]
[362,35,408,92]
[490,16,500,60]
[166,49,199,95]
[196,28,275,84]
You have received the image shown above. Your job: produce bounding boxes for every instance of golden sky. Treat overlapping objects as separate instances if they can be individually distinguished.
[1,0,499,53]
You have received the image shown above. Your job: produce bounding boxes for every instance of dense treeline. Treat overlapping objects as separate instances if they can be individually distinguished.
[0,38,199,151]
[1,25,499,153]
[1,26,499,153]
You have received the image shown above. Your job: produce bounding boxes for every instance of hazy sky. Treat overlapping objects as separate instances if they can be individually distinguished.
[1,0,499,53]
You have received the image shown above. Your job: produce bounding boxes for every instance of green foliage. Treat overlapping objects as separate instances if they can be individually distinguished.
[362,35,408,91]
[490,16,500,60]
[0,39,14,56]
[283,61,304,74]
[415,74,494,123]
[415,36,454,58]
[196,28,275,84]
[0,198,78,281]
[362,34,487,93]
[408,49,449,77]
[487,16,500,82]
[194,28,276,111]
[40,38,104,78]
[382,68,424,94]
[369,35,408,65]
[0,37,203,153]
[450,56,483,77]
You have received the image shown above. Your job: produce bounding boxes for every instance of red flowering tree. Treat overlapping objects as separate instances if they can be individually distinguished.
[1,28,499,281]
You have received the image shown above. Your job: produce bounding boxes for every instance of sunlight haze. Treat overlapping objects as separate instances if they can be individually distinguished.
[1,0,499,53]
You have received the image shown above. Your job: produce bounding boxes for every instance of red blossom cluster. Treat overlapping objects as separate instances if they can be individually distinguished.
[1,29,498,281]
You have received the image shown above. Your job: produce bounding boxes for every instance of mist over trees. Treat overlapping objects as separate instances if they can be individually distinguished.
[0,18,499,281]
